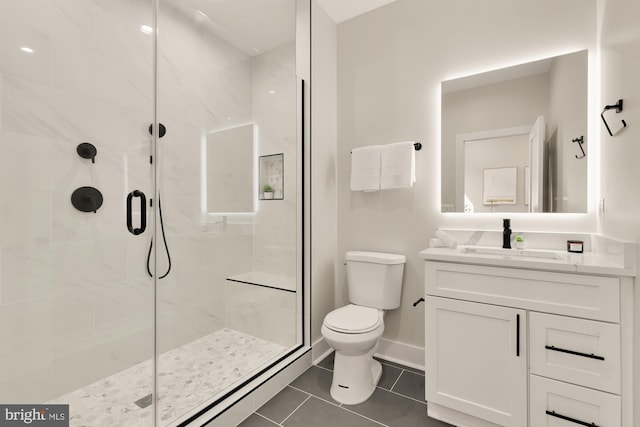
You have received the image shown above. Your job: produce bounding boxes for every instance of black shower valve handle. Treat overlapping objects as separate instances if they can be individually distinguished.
[71,186,103,213]
[83,194,97,213]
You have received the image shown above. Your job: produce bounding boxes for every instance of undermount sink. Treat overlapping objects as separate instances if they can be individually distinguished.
[459,246,566,261]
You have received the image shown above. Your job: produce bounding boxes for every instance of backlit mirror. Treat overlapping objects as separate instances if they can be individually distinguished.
[440,50,588,213]
[207,123,255,213]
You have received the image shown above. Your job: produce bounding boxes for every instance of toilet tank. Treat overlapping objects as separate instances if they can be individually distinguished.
[345,251,406,309]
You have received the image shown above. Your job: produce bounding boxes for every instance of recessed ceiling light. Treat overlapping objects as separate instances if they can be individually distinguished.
[197,10,209,18]
[20,46,35,53]
[268,90,276,94]
[140,25,154,35]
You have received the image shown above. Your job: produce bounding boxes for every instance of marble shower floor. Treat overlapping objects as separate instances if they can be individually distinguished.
[49,328,287,427]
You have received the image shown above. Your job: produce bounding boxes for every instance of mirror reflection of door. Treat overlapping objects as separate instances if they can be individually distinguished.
[459,127,531,213]
[529,115,545,212]
[459,116,545,214]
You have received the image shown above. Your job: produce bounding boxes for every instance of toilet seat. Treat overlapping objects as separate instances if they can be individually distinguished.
[324,304,381,334]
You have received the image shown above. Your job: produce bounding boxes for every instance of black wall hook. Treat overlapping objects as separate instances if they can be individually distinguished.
[572,136,586,159]
[601,99,627,136]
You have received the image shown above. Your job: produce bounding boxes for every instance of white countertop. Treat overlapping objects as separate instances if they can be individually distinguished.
[420,230,636,277]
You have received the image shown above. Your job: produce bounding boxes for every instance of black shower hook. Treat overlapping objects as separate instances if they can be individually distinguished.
[601,99,627,136]
[572,136,586,159]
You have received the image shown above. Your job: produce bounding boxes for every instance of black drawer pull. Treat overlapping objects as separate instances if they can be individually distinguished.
[545,345,605,361]
[516,314,520,357]
[546,410,600,427]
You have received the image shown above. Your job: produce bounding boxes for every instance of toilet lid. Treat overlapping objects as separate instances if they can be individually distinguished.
[324,304,381,334]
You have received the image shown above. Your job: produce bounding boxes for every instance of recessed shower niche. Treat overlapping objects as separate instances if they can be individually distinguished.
[260,153,284,200]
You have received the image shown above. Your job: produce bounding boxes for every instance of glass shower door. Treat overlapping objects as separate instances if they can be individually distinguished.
[154,0,302,424]
[0,0,156,425]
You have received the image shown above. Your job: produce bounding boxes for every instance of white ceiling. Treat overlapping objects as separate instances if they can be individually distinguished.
[177,0,296,55]
[315,0,399,23]
[170,0,398,56]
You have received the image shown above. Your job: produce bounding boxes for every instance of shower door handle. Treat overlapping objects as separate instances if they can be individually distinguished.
[127,190,147,235]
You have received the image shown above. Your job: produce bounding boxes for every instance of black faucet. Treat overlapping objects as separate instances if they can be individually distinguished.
[503,218,512,249]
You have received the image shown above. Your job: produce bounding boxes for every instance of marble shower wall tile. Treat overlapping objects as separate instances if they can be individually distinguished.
[157,3,252,130]
[94,279,154,335]
[2,75,141,150]
[0,188,51,247]
[225,281,296,348]
[6,0,95,50]
[251,44,298,278]
[51,326,155,400]
[0,18,52,86]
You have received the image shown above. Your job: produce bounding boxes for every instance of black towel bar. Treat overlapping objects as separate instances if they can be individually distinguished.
[350,142,421,153]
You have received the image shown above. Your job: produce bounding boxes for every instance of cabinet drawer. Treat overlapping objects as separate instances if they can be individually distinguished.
[425,262,620,322]
[530,312,620,394]
[530,375,620,427]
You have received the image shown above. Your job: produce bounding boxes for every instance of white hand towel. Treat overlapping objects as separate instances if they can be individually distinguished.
[350,145,382,191]
[380,141,415,189]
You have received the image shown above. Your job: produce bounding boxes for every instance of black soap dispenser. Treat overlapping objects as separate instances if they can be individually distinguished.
[503,218,512,249]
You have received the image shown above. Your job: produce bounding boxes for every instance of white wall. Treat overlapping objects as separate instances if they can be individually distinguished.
[548,51,589,212]
[310,1,338,344]
[598,0,640,423]
[336,0,597,347]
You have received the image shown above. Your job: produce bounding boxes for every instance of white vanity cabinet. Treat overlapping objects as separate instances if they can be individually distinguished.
[426,297,527,426]
[423,260,634,427]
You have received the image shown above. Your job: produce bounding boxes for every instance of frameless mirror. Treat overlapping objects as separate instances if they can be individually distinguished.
[440,50,588,213]
[207,123,255,213]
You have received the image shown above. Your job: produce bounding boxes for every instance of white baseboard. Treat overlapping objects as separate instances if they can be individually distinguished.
[375,338,425,371]
[311,336,332,365]
[312,336,425,371]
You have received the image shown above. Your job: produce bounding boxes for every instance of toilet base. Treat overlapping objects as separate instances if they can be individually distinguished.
[330,350,382,405]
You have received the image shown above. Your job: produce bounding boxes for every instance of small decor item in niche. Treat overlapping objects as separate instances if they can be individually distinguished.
[263,184,274,199]
[259,153,284,200]
[514,234,527,250]
[567,240,584,253]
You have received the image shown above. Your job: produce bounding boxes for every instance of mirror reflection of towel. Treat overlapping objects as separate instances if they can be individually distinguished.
[381,141,416,189]
[350,146,382,191]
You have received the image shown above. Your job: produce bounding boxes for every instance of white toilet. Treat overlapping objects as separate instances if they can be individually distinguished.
[321,251,406,405]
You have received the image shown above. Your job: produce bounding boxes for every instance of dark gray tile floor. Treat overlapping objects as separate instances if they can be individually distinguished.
[239,352,454,427]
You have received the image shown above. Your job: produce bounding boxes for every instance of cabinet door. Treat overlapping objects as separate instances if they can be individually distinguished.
[426,297,527,427]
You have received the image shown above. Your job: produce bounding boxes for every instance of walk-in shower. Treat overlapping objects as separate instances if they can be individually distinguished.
[0,0,307,425]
